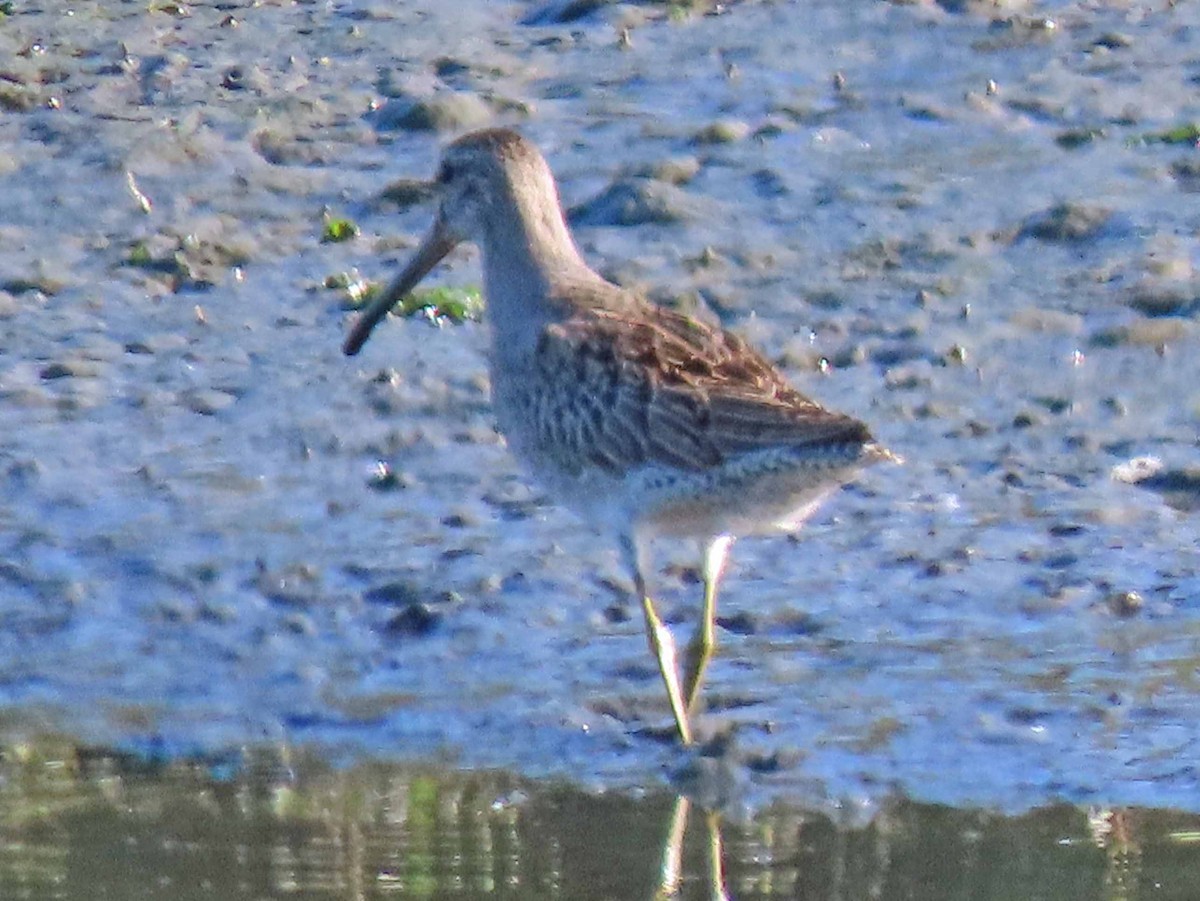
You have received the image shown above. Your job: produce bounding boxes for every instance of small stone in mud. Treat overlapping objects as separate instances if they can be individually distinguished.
[254,563,322,607]
[602,602,631,624]
[520,0,612,25]
[1055,127,1106,149]
[384,602,442,637]
[481,491,538,520]
[693,119,750,144]
[1112,456,1163,483]
[182,388,236,415]
[867,342,925,367]
[943,344,968,365]
[254,129,331,166]
[6,458,42,485]
[1106,590,1143,617]
[1048,523,1085,537]
[441,511,479,529]
[1016,202,1114,243]
[282,613,317,636]
[0,83,42,112]
[432,57,472,78]
[744,747,804,774]
[440,547,481,562]
[1127,281,1199,317]
[367,462,412,492]
[1170,158,1200,189]
[773,609,822,636]
[152,598,192,624]
[1092,32,1132,50]
[1115,460,1200,511]
[197,600,236,625]
[372,93,494,133]
[1091,318,1191,349]
[1032,395,1071,414]
[901,95,954,122]
[568,178,703,226]
[751,168,788,198]
[40,359,100,380]
[716,611,757,635]
[220,64,269,92]
[629,156,701,185]
[376,178,436,210]
[363,581,423,606]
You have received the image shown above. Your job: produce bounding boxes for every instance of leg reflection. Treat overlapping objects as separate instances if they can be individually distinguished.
[653,796,730,900]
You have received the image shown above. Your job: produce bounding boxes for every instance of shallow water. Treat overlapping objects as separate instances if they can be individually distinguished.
[0,0,1199,846]
[1,744,1198,901]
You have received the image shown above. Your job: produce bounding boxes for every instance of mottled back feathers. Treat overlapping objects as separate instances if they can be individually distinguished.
[525,301,874,476]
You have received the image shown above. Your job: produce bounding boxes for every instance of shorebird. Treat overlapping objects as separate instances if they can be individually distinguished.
[344,128,895,745]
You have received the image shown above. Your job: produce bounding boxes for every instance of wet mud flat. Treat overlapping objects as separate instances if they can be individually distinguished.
[0,0,1199,836]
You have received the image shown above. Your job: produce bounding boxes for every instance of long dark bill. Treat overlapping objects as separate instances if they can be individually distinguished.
[342,217,459,356]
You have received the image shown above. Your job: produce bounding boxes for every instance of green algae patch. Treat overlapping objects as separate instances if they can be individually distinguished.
[330,273,483,325]
[399,284,484,324]
[321,215,360,244]
[1132,123,1200,146]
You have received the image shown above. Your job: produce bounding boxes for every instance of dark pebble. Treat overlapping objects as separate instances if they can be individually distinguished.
[367,463,412,492]
[363,581,423,606]
[717,611,757,635]
[384,603,442,637]
[603,603,631,624]
[521,0,612,25]
[40,359,100,380]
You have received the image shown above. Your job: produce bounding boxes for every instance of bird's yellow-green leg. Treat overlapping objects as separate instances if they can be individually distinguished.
[683,535,734,716]
[623,534,692,745]
[642,594,692,745]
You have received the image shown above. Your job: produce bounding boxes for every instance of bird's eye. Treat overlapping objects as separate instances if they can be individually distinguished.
[436,162,455,184]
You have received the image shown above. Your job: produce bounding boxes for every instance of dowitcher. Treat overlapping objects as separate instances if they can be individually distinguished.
[344,128,895,745]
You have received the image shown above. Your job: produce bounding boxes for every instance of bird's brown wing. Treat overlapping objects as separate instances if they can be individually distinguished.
[531,304,873,474]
